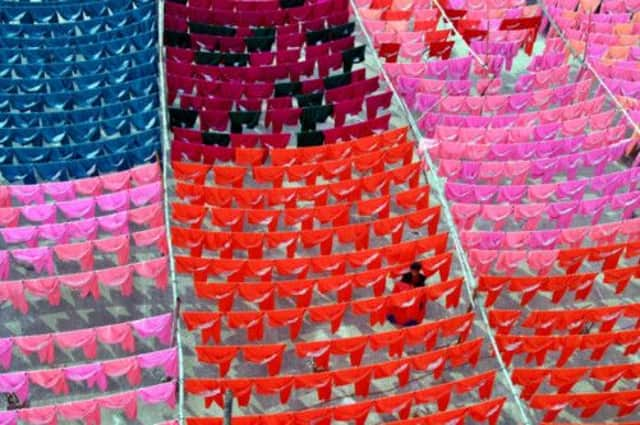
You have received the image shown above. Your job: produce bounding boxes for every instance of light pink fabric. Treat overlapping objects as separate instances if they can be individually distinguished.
[96,266,133,296]
[14,335,55,364]
[133,258,169,291]
[29,369,68,395]
[138,348,178,378]
[55,328,98,360]
[0,339,13,369]
[54,242,94,271]
[96,323,135,353]
[0,282,28,314]
[132,226,168,255]
[94,235,130,265]
[1,227,38,247]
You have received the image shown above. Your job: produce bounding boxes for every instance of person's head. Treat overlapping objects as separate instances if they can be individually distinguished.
[410,262,422,277]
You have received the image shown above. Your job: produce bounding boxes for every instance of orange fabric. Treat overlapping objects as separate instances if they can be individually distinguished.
[315,204,349,225]
[172,161,209,184]
[320,159,352,180]
[407,206,441,235]
[237,282,275,310]
[246,209,280,232]
[296,340,332,369]
[227,311,265,341]
[277,280,314,307]
[213,166,246,187]
[334,366,374,397]
[396,186,430,210]
[352,297,388,327]
[488,309,520,334]
[211,208,244,230]
[193,282,236,311]
[308,304,348,333]
[195,346,238,376]
[253,165,286,187]
[335,223,370,250]
[254,376,295,404]
[172,203,206,227]
[242,344,285,376]
[288,163,319,184]
[182,311,221,344]
[267,309,305,339]
[357,195,391,218]
[373,216,405,244]
[235,147,266,166]
[317,275,353,303]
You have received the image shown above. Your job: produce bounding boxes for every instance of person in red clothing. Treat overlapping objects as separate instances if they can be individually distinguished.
[387,262,427,327]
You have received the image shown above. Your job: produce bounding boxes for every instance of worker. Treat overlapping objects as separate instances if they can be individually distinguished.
[387,262,427,327]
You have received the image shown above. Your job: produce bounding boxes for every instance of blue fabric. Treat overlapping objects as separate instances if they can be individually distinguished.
[0,48,154,78]
[0,76,157,111]
[0,0,160,184]
[0,0,152,25]
[0,21,155,48]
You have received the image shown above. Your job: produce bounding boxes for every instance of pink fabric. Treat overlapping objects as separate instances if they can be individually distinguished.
[0,372,28,402]
[0,314,171,369]
[11,248,53,275]
[58,198,96,220]
[0,339,12,369]
[55,328,98,360]
[14,335,55,365]
[1,227,38,247]
[1,258,168,314]
[96,266,133,296]
[10,186,44,205]
[54,242,94,271]
[96,323,135,353]
[131,313,173,346]
[138,348,178,378]
[0,412,16,425]
[133,258,169,291]
[0,281,28,314]
[9,380,174,425]
[21,205,56,225]
[0,348,177,403]
[43,182,74,202]
[64,364,107,391]
[29,370,68,395]
[96,192,129,213]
